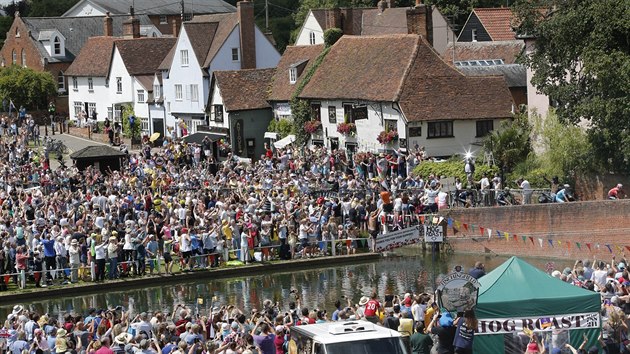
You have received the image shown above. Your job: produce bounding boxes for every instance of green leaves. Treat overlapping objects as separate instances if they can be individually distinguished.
[482,114,532,174]
[0,65,56,109]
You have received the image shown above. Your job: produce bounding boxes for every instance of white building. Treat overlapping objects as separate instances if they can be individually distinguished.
[158,0,280,138]
[297,34,514,157]
[294,2,454,55]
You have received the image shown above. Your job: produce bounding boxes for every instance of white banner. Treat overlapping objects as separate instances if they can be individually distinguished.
[476,312,600,335]
[376,226,420,252]
[424,225,443,243]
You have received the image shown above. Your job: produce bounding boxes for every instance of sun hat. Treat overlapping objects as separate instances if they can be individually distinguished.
[275,325,284,333]
[57,328,67,337]
[358,296,369,306]
[115,332,133,345]
[231,321,239,329]
[12,305,23,315]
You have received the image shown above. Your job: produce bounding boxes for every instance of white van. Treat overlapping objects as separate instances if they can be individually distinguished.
[288,320,409,354]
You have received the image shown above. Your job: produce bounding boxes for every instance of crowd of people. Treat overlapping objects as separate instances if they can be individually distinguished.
[1,257,628,354]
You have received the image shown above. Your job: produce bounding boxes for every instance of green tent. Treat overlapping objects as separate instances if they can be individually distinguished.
[474,257,601,354]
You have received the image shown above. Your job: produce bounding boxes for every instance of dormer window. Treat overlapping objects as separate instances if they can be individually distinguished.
[53,36,62,55]
[289,68,297,84]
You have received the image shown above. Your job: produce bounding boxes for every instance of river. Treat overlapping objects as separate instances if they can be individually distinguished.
[0,250,571,320]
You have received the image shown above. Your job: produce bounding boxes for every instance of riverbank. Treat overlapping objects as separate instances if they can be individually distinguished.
[0,253,379,305]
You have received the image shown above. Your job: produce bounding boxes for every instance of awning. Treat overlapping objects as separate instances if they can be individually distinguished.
[273,134,295,149]
[182,132,224,145]
[264,132,278,140]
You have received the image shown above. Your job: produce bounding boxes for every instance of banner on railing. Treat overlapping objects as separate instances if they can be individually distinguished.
[376,226,421,252]
[476,312,600,335]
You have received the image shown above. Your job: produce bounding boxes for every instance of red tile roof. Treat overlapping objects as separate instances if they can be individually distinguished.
[268,44,325,102]
[442,40,523,64]
[473,8,516,41]
[299,34,513,121]
[211,68,275,112]
[116,37,177,76]
[65,36,117,77]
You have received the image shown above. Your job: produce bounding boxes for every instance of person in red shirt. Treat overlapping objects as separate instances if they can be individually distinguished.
[264,143,273,159]
[363,292,382,324]
[608,184,625,199]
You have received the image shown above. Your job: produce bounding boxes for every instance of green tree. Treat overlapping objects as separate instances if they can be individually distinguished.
[291,0,374,43]
[27,0,80,17]
[121,103,141,139]
[482,114,531,174]
[0,65,56,109]
[514,0,630,172]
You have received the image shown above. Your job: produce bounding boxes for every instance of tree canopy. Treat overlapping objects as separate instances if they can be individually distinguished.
[514,0,630,172]
[0,65,57,110]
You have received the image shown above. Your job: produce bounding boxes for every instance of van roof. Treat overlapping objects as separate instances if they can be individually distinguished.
[290,321,402,344]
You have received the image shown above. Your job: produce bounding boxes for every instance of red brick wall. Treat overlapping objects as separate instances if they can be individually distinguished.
[0,17,45,70]
[443,201,630,260]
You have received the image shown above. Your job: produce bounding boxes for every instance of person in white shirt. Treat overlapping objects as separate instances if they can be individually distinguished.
[479,173,490,206]
[518,177,533,204]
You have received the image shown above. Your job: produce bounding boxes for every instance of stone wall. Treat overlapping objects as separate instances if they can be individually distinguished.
[443,200,630,260]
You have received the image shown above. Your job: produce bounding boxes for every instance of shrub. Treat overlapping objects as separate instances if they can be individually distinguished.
[412,159,499,183]
[324,28,343,47]
[267,118,294,139]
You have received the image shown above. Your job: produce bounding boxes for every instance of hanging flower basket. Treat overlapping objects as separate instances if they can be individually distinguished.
[337,122,356,136]
[303,120,322,134]
[377,130,399,144]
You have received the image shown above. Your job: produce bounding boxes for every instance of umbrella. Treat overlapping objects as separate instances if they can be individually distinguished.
[149,132,160,142]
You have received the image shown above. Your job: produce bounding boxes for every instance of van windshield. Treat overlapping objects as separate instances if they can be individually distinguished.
[325,337,408,354]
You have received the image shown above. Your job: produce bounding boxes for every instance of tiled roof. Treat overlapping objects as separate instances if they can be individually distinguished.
[212,68,275,112]
[136,75,155,92]
[193,13,238,68]
[115,37,176,76]
[458,64,526,88]
[442,40,523,64]
[299,34,513,121]
[268,44,325,102]
[183,22,219,66]
[65,36,117,77]
[299,35,418,102]
[398,37,513,121]
[473,8,516,41]
[70,145,127,159]
[22,14,153,63]
[63,0,235,16]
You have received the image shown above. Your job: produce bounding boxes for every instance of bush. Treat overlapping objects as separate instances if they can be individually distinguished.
[413,159,499,183]
[267,118,294,139]
[324,28,343,47]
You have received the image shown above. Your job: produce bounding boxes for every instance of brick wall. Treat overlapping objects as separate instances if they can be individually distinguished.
[443,200,630,260]
[0,17,45,70]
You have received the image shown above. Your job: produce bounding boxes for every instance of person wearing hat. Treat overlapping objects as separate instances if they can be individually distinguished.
[426,309,456,354]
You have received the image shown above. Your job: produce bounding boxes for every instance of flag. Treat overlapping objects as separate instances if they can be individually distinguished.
[452,227,458,235]
[488,228,492,238]
[605,244,612,253]
[479,226,485,236]
[463,223,468,231]
[529,236,534,245]
[504,232,509,241]
[557,240,562,246]
[576,242,581,250]
[522,235,527,243]
[567,242,570,251]
[626,245,630,252]
[513,234,518,241]
[586,243,592,252]
[548,239,554,248]
[615,245,623,253]
[471,224,475,233]
[538,238,543,248]
[496,230,501,238]
[447,218,453,228]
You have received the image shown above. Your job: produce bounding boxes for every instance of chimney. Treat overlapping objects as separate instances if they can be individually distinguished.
[406,3,433,45]
[103,12,113,36]
[386,0,395,8]
[237,0,256,69]
[123,6,141,39]
[172,18,179,37]
[341,9,354,35]
[326,8,342,29]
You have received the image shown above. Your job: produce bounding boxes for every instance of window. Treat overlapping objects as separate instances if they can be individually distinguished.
[190,84,199,102]
[175,84,183,100]
[159,15,168,24]
[56,71,65,93]
[73,101,82,118]
[53,36,61,55]
[72,77,78,91]
[15,27,19,38]
[88,102,96,115]
[231,48,239,61]
[427,121,454,138]
[21,49,25,67]
[408,126,421,137]
[87,77,94,91]
[289,68,297,84]
[311,103,321,121]
[180,50,189,66]
[153,84,161,99]
[343,104,354,123]
[476,120,494,137]
[11,49,16,65]
[116,77,122,93]
[107,106,113,120]
[141,117,149,131]
[183,13,193,21]
[137,89,145,103]
[213,104,223,122]
[327,106,336,123]
[167,102,171,114]
[471,29,478,42]
[309,31,316,45]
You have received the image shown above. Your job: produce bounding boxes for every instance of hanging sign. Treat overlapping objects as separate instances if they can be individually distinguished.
[437,272,480,313]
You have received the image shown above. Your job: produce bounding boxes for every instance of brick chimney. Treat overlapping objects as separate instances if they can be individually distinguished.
[326,8,342,29]
[237,0,256,69]
[172,18,179,37]
[103,12,113,36]
[406,3,433,45]
[123,6,141,39]
[341,9,355,35]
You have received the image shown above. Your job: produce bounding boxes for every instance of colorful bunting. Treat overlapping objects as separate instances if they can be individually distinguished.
[538,238,543,248]
[576,242,581,250]
[463,223,468,231]
[496,230,502,238]
[479,227,485,237]
[504,232,509,241]
[513,234,518,241]
[529,236,534,245]
[626,246,630,252]
[605,244,613,253]
[487,228,493,239]
[522,235,527,243]
[470,224,475,233]
[447,218,453,227]
[548,239,554,248]
[586,243,592,251]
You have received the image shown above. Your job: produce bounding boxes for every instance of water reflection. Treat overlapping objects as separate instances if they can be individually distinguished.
[0,251,570,319]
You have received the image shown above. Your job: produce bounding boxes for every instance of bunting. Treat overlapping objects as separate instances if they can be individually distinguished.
[479,227,485,237]
[447,218,453,228]
[463,223,468,231]
[587,243,592,251]
[487,228,493,239]
[529,236,534,245]
[504,232,509,241]
[538,238,543,248]
[548,239,554,248]
[576,242,581,250]
[522,235,527,243]
[605,244,613,253]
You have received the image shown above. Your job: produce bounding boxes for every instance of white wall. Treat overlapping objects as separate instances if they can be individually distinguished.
[64,3,105,17]
[524,39,549,119]
[254,27,281,69]
[207,26,244,72]
[295,12,324,46]
[67,76,110,121]
[406,119,504,157]
[109,48,134,107]
[132,78,149,119]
